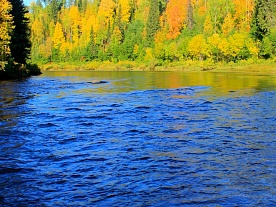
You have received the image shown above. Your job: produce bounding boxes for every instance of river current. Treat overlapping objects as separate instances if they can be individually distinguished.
[0,71,276,206]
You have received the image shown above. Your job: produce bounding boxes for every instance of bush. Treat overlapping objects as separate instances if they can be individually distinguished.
[0,60,42,80]
[26,63,42,76]
[1,59,24,79]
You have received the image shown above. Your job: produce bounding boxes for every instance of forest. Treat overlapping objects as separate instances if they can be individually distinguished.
[1,0,276,72]
[28,0,276,67]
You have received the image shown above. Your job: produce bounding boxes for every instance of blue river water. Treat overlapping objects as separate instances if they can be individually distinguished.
[0,71,276,206]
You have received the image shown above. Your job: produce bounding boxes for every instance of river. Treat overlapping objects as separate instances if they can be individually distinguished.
[0,71,276,206]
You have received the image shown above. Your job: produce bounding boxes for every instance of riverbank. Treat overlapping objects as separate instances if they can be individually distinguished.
[0,61,42,80]
[38,60,276,75]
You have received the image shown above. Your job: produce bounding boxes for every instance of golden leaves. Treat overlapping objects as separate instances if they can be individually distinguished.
[188,34,208,59]
[52,22,65,49]
[118,0,131,22]
[0,0,14,57]
[165,0,188,39]
[222,13,235,36]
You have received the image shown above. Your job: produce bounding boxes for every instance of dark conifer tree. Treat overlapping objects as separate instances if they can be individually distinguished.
[251,0,276,41]
[145,0,160,47]
[47,0,63,23]
[8,0,31,64]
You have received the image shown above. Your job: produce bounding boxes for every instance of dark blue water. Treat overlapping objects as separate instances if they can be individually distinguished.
[0,71,276,206]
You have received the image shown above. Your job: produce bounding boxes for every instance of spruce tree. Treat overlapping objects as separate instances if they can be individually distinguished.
[251,0,276,41]
[8,0,31,64]
[145,0,160,47]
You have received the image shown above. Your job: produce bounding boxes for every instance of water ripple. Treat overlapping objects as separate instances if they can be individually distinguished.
[0,73,275,206]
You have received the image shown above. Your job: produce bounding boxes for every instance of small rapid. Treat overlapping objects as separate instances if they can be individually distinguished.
[0,71,275,206]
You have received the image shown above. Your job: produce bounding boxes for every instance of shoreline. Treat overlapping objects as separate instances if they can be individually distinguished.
[39,60,276,75]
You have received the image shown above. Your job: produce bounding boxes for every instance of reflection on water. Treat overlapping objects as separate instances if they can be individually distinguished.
[0,71,276,206]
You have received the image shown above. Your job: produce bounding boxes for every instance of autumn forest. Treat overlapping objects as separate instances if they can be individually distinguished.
[1,0,276,73]
[27,0,275,65]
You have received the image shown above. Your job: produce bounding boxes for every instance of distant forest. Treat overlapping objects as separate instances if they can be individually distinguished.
[1,0,276,67]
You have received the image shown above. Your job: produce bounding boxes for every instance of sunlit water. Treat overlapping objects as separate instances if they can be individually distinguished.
[1,71,276,206]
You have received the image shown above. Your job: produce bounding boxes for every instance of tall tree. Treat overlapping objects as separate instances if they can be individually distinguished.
[251,0,276,41]
[233,0,254,31]
[165,0,187,39]
[208,0,234,33]
[145,0,159,47]
[222,12,235,36]
[47,0,63,23]
[118,0,131,23]
[8,0,31,64]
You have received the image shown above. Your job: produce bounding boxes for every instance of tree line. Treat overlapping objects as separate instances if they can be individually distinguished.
[2,0,275,70]
[28,0,276,65]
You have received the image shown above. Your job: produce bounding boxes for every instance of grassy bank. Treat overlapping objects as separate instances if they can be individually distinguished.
[38,59,276,75]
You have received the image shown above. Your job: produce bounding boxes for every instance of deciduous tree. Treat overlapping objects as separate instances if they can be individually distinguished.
[165,0,187,39]
[0,0,14,61]
[222,12,235,36]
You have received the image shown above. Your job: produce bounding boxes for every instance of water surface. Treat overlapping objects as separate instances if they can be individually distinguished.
[1,71,276,206]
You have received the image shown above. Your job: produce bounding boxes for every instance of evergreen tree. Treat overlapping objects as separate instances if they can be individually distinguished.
[47,0,63,23]
[145,0,160,47]
[8,0,31,64]
[251,0,276,41]
[86,27,98,60]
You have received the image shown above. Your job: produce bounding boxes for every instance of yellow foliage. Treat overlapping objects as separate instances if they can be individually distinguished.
[87,15,97,33]
[69,6,81,44]
[155,29,167,44]
[69,6,81,25]
[145,48,154,61]
[118,0,131,22]
[228,32,246,57]
[0,0,14,57]
[204,15,213,35]
[52,22,65,49]
[233,0,254,31]
[97,0,116,25]
[49,21,56,38]
[154,30,167,59]
[218,37,230,57]
[79,17,88,48]
[188,34,209,59]
[110,26,123,45]
[60,41,69,58]
[222,12,235,36]
[207,34,220,48]
[207,33,221,57]
[246,38,259,57]
[39,37,52,59]
[31,19,44,44]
